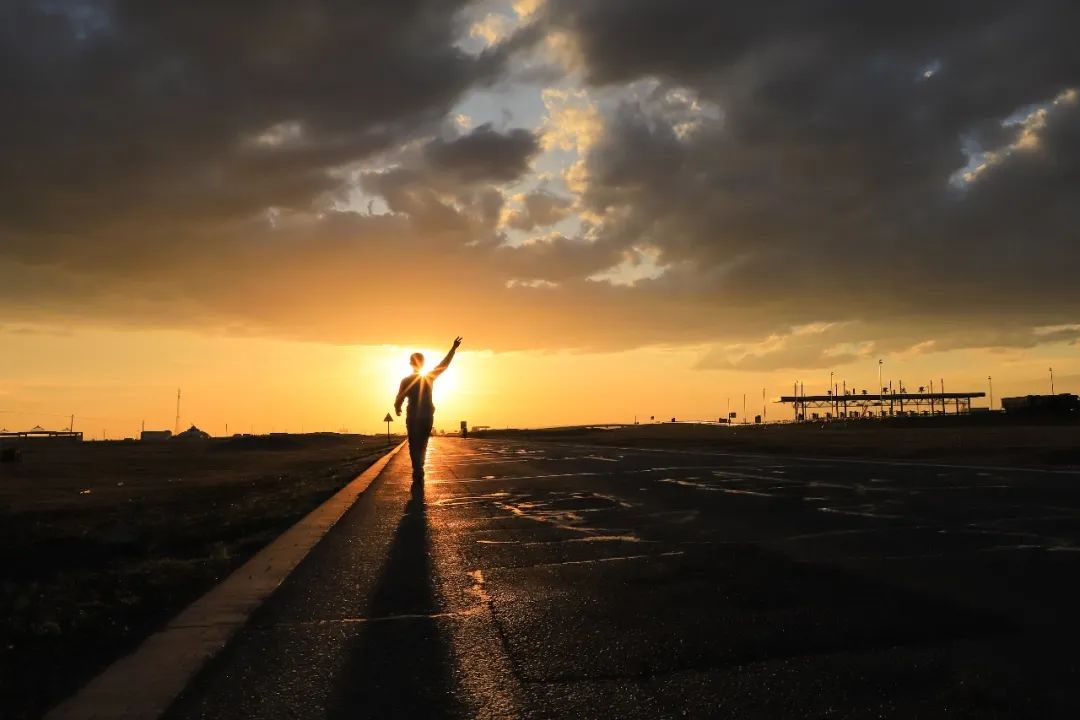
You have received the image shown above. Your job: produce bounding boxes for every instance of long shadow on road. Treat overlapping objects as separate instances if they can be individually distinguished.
[328,481,463,719]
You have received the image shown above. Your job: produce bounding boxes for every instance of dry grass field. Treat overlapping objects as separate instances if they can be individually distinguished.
[0,433,394,720]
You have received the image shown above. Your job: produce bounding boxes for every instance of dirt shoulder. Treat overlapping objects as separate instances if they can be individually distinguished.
[0,433,395,720]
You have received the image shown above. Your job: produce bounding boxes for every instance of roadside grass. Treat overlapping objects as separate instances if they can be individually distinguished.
[0,434,395,720]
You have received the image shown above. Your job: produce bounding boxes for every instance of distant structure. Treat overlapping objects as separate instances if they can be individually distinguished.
[174,425,210,440]
[141,430,173,441]
[781,390,986,421]
[1002,394,1080,417]
[0,427,82,442]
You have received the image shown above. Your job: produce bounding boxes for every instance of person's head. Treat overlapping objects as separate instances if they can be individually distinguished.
[409,352,424,371]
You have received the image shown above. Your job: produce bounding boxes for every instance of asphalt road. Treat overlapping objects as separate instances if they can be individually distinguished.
[167,437,1080,718]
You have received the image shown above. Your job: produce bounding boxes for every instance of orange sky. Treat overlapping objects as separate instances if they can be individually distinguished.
[3,2,1078,437]
[1,326,1073,438]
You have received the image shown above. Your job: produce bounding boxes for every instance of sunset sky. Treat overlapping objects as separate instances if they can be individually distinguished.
[2,1,1078,437]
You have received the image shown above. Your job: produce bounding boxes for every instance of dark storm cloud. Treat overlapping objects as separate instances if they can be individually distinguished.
[534,0,1080,361]
[495,232,622,282]
[423,124,540,183]
[0,0,507,257]
[3,0,1080,362]
[357,124,539,237]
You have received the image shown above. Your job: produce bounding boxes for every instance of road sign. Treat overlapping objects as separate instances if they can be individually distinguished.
[383,413,393,444]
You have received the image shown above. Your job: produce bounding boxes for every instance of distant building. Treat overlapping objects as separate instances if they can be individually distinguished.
[0,428,82,442]
[781,390,986,421]
[174,425,211,440]
[1001,394,1080,416]
[140,430,173,441]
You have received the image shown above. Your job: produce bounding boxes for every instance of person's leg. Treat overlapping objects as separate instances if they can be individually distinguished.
[406,416,424,478]
[416,416,434,477]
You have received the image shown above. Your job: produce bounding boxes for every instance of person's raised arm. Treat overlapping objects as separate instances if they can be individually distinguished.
[429,336,463,378]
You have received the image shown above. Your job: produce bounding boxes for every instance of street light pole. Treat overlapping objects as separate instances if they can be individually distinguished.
[988,376,993,411]
[1050,367,1055,394]
[829,371,834,418]
[878,359,883,419]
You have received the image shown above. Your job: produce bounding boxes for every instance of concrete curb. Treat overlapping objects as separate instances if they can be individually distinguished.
[46,441,406,720]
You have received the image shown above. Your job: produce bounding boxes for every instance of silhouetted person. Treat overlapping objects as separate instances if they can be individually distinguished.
[395,337,462,481]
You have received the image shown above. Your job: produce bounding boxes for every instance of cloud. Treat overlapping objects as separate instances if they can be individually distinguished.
[695,321,1080,372]
[470,13,514,47]
[535,0,1080,346]
[501,190,572,231]
[2,0,1079,360]
[423,124,539,183]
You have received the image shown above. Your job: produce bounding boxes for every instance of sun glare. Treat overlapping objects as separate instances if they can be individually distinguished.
[382,346,463,405]
[431,363,460,400]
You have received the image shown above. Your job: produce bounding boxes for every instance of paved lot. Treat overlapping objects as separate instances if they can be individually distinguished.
[167,437,1080,718]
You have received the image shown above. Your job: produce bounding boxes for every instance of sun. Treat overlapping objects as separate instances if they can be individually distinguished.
[384,346,463,404]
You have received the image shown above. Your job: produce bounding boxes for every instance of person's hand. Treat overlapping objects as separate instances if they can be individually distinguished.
[395,407,402,417]
[452,336,463,349]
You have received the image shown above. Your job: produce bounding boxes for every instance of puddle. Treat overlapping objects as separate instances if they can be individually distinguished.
[716,488,774,498]
[433,492,510,508]
[818,506,902,520]
[658,478,714,490]
[493,490,640,539]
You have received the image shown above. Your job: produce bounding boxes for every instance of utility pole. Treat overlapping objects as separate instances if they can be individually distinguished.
[988,376,993,410]
[742,394,747,424]
[69,414,75,433]
[762,387,766,423]
[878,359,884,419]
[175,388,181,435]
[1050,367,1055,394]
[829,371,834,417]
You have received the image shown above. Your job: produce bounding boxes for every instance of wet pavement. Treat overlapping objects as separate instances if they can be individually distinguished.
[167,437,1080,718]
